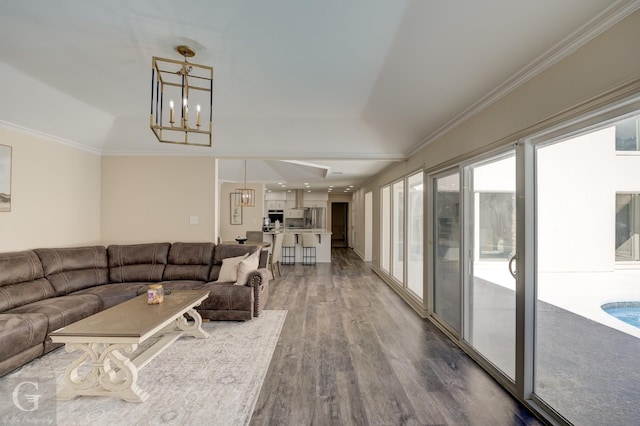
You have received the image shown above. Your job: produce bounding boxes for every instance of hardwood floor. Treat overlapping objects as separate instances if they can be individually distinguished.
[251,248,542,426]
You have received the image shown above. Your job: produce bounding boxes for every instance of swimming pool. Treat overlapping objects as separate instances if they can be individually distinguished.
[602,302,640,329]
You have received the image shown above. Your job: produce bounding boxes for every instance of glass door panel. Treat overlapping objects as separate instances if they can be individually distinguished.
[407,172,424,299]
[381,185,390,273]
[534,116,640,425]
[464,152,516,380]
[433,172,461,333]
[392,181,404,282]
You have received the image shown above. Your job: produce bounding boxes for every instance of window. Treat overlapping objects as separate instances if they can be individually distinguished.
[615,116,639,151]
[616,193,640,261]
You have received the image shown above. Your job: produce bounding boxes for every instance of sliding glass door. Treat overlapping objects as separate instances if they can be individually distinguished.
[392,181,404,282]
[463,152,517,380]
[407,172,424,299]
[381,185,390,273]
[533,113,640,425]
[426,96,640,425]
[433,171,461,334]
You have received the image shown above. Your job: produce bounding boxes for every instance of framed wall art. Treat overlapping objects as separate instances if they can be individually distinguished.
[230,192,243,225]
[0,144,11,212]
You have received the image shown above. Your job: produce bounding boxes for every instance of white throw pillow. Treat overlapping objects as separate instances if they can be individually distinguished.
[217,253,249,283]
[236,250,260,285]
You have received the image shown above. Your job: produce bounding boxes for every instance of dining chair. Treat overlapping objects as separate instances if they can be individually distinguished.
[246,231,264,242]
[270,233,284,277]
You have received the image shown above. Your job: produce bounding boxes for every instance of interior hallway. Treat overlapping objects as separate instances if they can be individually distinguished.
[251,248,541,425]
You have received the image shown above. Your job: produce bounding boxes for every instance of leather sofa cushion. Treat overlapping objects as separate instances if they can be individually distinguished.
[0,251,55,313]
[199,282,253,312]
[108,243,170,283]
[158,280,206,292]
[0,345,44,378]
[0,313,47,362]
[163,242,215,281]
[8,294,102,333]
[72,283,147,309]
[35,246,109,296]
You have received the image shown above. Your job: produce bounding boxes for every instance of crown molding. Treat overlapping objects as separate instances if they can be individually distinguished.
[0,120,103,155]
[407,0,640,157]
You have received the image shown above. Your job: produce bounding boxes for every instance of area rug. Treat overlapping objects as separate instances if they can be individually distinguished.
[0,310,287,426]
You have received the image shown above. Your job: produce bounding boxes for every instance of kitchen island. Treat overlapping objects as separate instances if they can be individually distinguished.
[264,228,332,263]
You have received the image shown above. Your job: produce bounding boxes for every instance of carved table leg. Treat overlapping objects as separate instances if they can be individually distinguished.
[56,342,148,402]
[174,308,209,339]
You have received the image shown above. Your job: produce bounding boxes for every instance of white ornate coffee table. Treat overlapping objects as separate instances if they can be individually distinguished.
[49,289,209,402]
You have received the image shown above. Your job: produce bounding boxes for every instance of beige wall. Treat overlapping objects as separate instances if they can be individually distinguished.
[0,126,101,251]
[361,10,640,271]
[101,156,217,244]
[219,181,265,242]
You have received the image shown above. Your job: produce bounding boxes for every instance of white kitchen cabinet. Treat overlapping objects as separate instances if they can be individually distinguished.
[286,208,304,218]
[266,200,285,210]
[300,191,328,208]
[265,191,286,201]
[305,191,329,201]
[265,191,286,212]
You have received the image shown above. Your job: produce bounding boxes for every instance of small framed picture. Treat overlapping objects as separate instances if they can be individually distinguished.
[230,193,243,225]
[0,144,11,212]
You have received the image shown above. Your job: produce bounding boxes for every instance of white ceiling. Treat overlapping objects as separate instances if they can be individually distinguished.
[0,0,634,191]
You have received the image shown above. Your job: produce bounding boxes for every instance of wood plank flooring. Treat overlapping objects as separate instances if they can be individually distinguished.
[251,248,542,426]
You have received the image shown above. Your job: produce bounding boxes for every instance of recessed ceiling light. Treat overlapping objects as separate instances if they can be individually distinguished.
[287,189,292,192]
[348,185,354,188]
[329,185,334,188]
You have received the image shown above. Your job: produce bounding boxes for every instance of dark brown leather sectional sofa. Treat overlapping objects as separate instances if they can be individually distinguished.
[0,241,272,377]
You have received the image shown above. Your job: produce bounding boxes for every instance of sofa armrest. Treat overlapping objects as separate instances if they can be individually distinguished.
[247,267,272,317]
[246,267,272,287]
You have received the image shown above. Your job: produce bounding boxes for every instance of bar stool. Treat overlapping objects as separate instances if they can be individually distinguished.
[301,233,317,265]
[282,233,296,265]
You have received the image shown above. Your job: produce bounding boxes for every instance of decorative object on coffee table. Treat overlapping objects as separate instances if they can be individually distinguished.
[147,284,164,304]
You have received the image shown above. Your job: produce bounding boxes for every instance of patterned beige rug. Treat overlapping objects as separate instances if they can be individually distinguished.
[0,310,287,426]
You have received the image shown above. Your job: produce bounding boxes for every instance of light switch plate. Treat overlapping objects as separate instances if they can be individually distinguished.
[189,215,198,225]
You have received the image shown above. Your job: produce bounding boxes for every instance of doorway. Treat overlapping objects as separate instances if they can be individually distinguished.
[331,202,348,247]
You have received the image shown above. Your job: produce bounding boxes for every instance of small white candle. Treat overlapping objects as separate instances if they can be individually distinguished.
[196,104,201,127]
[183,98,188,125]
[169,100,175,124]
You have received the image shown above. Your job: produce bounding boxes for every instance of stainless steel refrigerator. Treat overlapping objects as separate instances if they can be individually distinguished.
[304,207,326,229]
